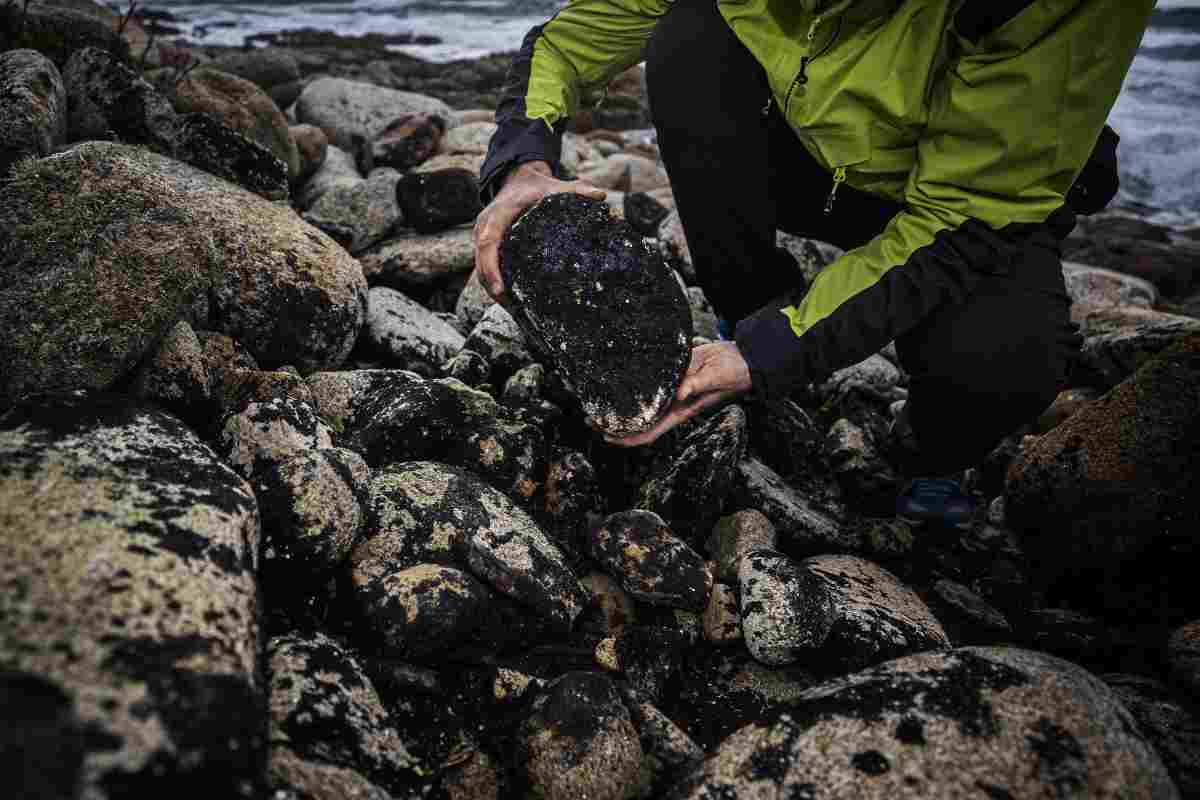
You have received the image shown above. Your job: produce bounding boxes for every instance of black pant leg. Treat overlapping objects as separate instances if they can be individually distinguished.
[895,231,1080,475]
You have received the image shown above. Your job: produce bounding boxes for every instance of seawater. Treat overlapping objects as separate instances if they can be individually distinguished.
[150,0,1200,227]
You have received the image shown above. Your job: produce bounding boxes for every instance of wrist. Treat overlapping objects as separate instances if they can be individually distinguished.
[511,160,553,181]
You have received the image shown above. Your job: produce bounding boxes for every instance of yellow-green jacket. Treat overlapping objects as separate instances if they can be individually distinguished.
[480,0,1155,399]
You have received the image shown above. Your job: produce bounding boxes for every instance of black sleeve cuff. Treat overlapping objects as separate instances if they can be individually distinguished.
[478,117,566,203]
[734,293,810,408]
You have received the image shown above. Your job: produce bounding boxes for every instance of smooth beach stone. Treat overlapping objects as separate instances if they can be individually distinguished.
[268,631,423,795]
[738,549,835,667]
[589,510,712,611]
[454,269,498,332]
[0,394,263,797]
[0,49,68,178]
[363,286,466,370]
[370,112,446,170]
[669,648,1180,800]
[707,510,778,583]
[460,304,534,385]
[170,111,291,201]
[1062,261,1159,308]
[395,169,482,234]
[439,120,496,155]
[499,193,692,437]
[352,563,493,660]
[290,123,329,183]
[295,77,451,151]
[516,673,643,800]
[732,459,846,554]
[359,226,476,289]
[295,144,360,209]
[302,168,404,254]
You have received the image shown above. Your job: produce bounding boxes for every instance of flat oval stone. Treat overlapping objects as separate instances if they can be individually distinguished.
[499,193,692,437]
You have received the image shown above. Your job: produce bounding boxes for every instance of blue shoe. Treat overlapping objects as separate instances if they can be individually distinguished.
[716,317,734,342]
[896,477,976,528]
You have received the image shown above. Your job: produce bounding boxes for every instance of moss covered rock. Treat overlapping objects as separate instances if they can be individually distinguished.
[668,648,1179,800]
[302,168,404,254]
[1005,333,1200,618]
[499,193,692,437]
[0,393,264,797]
[0,144,214,404]
[0,49,68,179]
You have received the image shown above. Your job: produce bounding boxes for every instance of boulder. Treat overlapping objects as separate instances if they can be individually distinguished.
[0,394,264,797]
[516,673,642,800]
[1005,333,1200,617]
[395,169,482,234]
[0,50,68,179]
[268,631,422,796]
[1072,305,1200,389]
[353,461,585,632]
[589,510,712,611]
[637,405,748,544]
[0,144,215,404]
[257,448,370,585]
[707,510,778,583]
[295,144,360,210]
[295,77,452,151]
[670,648,1179,800]
[1104,674,1200,798]
[738,549,835,666]
[173,66,301,181]
[302,169,403,254]
[732,459,846,553]
[305,368,426,436]
[218,396,333,480]
[359,226,476,289]
[170,111,291,201]
[130,319,212,424]
[499,193,692,437]
[460,304,534,386]
[61,46,175,150]
[211,47,301,105]
[363,287,466,371]
[1062,261,1159,309]
[369,112,446,170]
[290,123,329,183]
[352,563,494,660]
[0,3,128,67]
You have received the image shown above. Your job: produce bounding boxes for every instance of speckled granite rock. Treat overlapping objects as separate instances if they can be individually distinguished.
[353,461,585,633]
[61,46,175,150]
[499,193,692,437]
[619,686,704,795]
[295,144,360,210]
[460,303,534,386]
[268,631,423,797]
[1073,306,1200,389]
[368,111,445,170]
[218,395,333,480]
[0,49,68,178]
[589,510,712,611]
[0,394,264,798]
[302,168,404,254]
[637,405,748,544]
[732,459,845,554]
[738,549,835,667]
[257,447,370,585]
[170,111,292,201]
[516,672,642,800]
[707,510,778,583]
[669,648,1179,800]
[454,270,498,333]
[295,77,451,151]
[363,286,465,371]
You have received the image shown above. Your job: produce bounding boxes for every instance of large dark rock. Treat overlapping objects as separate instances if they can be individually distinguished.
[669,648,1180,800]
[0,49,68,179]
[499,193,692,437]
[61,46,176,150]
[589,510,712,611]
[1006,333,1200,620]
[0,394,264,797]
[369,112,445,171]
[0,3,129,68]
[395,168,482,233]
[170,110,291,202]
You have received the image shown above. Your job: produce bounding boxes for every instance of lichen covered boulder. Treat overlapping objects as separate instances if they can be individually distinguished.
[499,193,692,437]
[516,672,643,800]
[589,510,712,611]
[0,49,68,178]
[61,46,176,150]
[668,648,1180,800]
[0,394,264,797]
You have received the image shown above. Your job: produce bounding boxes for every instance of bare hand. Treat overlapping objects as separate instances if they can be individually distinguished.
[606,342,753,447]
[472,161,606,303]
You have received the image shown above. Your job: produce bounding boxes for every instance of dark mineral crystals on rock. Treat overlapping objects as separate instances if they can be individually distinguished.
[499,193,692,438]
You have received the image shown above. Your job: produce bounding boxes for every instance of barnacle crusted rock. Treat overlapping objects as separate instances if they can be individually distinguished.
[499,193,692,437]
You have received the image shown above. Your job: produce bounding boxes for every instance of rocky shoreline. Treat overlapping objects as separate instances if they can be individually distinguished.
[3,2,1200,798]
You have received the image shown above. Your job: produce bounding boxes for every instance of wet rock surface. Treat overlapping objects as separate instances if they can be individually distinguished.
[671,648,1180,800]
[363,286,465,370]
[499,193,692,437]
[0,394,264,798]
[395,168,482,234]
[589,510,712,611]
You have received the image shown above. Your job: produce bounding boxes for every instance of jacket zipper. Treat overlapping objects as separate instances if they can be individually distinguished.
[824,167,847,214]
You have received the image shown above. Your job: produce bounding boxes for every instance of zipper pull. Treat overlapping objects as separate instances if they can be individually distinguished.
[824,167,846,215]
[807,16,822,42]
[797,56,809,85]
[798,16,821,86]
[762,94,773,116]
